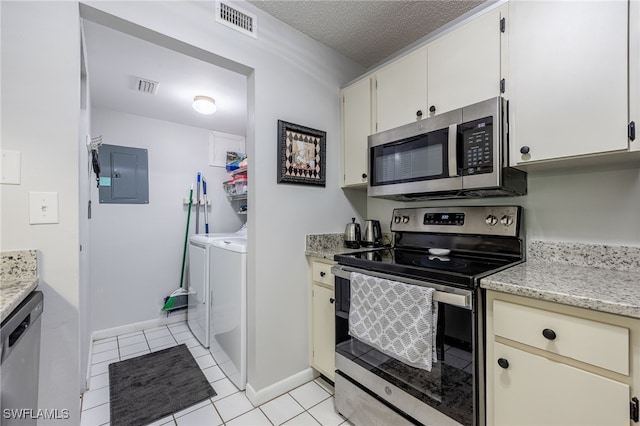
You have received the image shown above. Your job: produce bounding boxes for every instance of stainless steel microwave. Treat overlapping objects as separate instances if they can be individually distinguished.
[368,97,527,200]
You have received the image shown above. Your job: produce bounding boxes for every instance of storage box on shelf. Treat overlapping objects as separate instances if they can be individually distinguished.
[223,166,247,215]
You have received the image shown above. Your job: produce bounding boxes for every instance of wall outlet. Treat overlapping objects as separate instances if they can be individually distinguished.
[1,150,21,184]
[29,192,59,224]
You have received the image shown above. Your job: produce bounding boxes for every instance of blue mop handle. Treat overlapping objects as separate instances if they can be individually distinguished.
[195,172,201,234]
[203,179,209,233]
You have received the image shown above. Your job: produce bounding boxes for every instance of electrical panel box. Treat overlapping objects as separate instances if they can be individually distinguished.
[98,144,149,204]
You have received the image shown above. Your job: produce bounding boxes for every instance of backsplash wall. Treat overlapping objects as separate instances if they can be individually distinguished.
[367,165,640,247]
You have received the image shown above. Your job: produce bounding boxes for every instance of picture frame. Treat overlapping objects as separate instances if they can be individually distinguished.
[277,120,326,186]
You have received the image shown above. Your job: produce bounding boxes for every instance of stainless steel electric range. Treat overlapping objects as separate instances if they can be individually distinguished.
[331,206,524,426]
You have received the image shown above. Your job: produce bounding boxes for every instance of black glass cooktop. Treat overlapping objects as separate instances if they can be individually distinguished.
[334,247,520,288]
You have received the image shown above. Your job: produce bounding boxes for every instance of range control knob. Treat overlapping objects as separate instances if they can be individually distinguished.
[394,216,401,224]
[402,216,410,224]
[485,215,498,226]
[501,215,514,226]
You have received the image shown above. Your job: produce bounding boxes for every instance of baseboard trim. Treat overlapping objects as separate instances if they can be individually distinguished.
[91,312,187,341]
[245,368,318,406]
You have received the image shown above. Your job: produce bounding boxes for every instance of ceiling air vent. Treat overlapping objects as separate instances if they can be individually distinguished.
[132,77,159,95]
[215,1,257,39]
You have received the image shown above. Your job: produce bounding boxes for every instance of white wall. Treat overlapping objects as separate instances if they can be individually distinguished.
[80,1,364,395]
[89,107,245,330]
[1,1,81,422]
[79,24,93,392]
[367,165,640,247]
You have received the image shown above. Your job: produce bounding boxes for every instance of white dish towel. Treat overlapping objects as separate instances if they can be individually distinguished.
[349,272,438,371]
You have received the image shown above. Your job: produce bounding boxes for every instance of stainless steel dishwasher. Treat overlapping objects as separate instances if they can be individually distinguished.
[1,291,43,426]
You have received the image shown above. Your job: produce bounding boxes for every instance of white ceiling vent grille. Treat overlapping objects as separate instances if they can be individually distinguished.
[215,1,257,39]
[132,77,159,95]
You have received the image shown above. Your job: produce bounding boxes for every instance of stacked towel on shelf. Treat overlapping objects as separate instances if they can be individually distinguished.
[349,272,438,371]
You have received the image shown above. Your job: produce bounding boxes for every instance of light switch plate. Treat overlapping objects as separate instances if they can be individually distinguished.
[29,192,59,224]
[1,150,21,184]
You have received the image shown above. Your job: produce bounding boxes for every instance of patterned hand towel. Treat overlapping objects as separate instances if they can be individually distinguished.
[349,272,438,371]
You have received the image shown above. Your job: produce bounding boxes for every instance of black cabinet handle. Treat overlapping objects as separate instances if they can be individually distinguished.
[497,358,509,369]
[542,328,557,340]
[416,110,423,118]
[361,173,367,179]
[329,298,335,304]
[429,105,436,113]
[319,271,326,277]
[520,146,530,155]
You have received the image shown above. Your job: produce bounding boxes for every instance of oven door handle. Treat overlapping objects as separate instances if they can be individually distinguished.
[331,265,473,310]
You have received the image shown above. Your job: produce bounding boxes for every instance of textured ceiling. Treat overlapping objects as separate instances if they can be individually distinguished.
[248,0,485,68]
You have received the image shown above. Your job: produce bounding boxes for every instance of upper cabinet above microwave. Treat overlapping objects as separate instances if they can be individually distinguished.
[340,0,639,189]
[507,0,637,166]
[375,4,506,134]
[340,4,507,188]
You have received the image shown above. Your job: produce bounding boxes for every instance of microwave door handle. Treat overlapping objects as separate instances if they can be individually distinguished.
[448,124,459,177]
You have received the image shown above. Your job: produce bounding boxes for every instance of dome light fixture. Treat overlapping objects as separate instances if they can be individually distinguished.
[192,96,216,115]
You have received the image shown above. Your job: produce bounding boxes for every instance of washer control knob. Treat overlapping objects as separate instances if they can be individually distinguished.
[394,216,401,224]
[402,216,410,224]
[485,215,498,226]
[501,215,514,226]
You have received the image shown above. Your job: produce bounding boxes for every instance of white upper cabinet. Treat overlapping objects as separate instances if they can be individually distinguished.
[375,47,428,133]
[427,5,506,117]
[341,77,373,187]
[508,0,629,165]
[631,0,639,152]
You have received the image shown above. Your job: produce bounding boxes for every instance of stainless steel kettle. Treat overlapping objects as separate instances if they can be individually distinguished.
[362,220,382,247]
[344,218,361,249]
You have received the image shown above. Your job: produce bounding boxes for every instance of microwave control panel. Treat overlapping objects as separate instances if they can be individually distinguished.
[461,116,493,176]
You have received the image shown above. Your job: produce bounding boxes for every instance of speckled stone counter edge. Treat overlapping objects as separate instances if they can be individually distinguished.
[2,250,38,281]
[305,233,392,260]
[483,241,640,318]
[1,250,39,323]
[529,241,640,271]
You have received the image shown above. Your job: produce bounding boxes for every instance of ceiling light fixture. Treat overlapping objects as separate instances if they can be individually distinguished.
[192,96,216,115]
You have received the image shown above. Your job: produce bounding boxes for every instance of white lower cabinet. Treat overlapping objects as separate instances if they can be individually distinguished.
[309,259,335,380]
[486,291,639,426]
[493,342,629,426]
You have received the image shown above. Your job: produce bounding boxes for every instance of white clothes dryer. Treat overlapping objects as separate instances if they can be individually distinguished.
[209,237,247,390]
[187,224,246,348]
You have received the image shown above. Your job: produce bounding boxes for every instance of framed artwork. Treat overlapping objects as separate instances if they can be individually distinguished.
[277,120,326,186]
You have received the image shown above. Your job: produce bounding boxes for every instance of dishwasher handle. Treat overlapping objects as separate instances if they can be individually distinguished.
[1,291,43,365]
[8,316,31,347]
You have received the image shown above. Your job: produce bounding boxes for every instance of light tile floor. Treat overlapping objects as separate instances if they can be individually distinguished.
[80,322,350,426]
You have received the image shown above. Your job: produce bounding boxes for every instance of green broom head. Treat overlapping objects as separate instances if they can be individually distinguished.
[161,289,189,312]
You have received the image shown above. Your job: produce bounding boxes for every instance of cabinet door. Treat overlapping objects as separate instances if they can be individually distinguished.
[492,342,629,426]
[312,284,335,380]
[631,0,640,152]
[428,5,505,116]
[508,0,628,164]
[342,78,372,187]
[375,47,428,132]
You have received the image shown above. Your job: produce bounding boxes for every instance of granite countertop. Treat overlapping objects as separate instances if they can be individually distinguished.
[1,250,39,323]
[305,233,392,260]
[481,242,640,319]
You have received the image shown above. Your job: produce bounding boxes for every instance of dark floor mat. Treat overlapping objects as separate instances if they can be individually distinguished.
[108,344,216,426]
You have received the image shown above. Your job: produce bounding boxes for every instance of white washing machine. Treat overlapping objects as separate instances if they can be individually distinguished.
[187,224,246,348]
[209,237,247,390]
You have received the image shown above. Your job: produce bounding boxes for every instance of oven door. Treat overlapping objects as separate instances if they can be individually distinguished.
[332,265,478,426]
[368,108,463,198]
